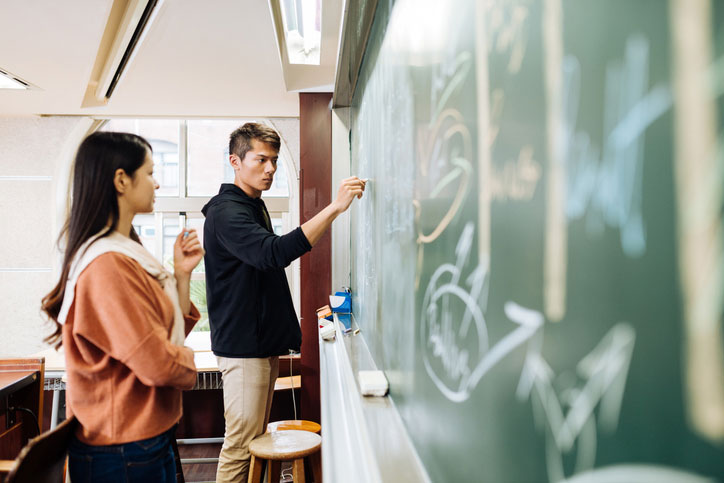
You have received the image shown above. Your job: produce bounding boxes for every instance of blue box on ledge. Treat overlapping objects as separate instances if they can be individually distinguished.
[337,313,353,332]
[329,291,352,313]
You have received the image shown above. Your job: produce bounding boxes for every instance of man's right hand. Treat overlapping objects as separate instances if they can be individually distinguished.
[301,176,367,247]
[332,176,366,214]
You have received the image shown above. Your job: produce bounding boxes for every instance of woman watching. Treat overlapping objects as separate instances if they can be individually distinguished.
[41,131,203,482]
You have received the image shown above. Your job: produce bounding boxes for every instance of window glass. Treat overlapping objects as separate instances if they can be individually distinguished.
[132,214,157,258]
[189,280,209,331]
[271,217,283,235]
[102,119,180,197]
[162,215,182,272]
[280,0,322,65]
[186,217,206,274]
[187,120,290,197]
[266,155,290,198]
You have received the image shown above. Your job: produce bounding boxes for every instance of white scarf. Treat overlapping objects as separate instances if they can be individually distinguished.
[57,230,186,346]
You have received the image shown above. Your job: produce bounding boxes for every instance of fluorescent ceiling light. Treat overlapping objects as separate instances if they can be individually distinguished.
[81,0,166,107]
[279,0,321,65]
[0,69,29,90]
[97,0,165,100]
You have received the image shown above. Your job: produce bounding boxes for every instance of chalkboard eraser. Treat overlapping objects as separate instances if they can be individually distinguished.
[358,370,388,397]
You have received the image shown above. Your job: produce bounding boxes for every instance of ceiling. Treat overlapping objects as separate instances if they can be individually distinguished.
[0,1,341,118]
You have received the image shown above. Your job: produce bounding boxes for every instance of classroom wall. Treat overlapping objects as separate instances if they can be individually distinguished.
[331,108,351,291]
[299,93,334,423]
[0,116,85,357]
[269,118,302,317]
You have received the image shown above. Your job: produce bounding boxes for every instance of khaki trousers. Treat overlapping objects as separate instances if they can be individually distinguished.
[216,356,279,483]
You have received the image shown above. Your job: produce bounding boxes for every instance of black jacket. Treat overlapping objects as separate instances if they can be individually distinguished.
[202,184,311,358]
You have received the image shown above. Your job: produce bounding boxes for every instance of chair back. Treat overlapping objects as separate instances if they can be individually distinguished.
[5,416,77,483]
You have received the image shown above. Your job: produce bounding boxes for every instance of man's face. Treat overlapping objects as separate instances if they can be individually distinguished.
[232,139,278,198]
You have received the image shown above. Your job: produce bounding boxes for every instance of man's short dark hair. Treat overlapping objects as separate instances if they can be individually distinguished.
[229,123,281,161]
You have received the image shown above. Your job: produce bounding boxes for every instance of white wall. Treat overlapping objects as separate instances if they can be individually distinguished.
[269,118,302,317]
[331,108,351,291]
[0,116,84,357]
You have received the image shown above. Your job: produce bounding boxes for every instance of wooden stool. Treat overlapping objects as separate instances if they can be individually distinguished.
[267,419,321,434]
[266,420,321,481]
[248,430,321,483]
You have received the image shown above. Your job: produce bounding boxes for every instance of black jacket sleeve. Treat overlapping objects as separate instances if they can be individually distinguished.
[213,202,311,271]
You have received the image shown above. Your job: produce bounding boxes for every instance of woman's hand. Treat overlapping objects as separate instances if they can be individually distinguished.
[173,228,204,279]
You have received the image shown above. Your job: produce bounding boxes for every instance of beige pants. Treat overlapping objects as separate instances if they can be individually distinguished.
[216,356,279,483]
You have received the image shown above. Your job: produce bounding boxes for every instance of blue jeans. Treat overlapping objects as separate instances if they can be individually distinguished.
[68,426,177,483]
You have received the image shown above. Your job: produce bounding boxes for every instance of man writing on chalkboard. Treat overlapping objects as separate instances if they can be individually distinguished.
[202,122,365,482]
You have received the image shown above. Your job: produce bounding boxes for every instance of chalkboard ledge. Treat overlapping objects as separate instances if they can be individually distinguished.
[319,314,430,483]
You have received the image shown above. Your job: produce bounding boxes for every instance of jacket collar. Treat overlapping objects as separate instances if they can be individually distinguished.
[219,183,265,205]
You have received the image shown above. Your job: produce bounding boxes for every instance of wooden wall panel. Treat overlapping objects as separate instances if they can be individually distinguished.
[299,93,333,424]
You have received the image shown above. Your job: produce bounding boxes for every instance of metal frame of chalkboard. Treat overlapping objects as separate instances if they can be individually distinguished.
[332,0,379,108]
[319,314,431,483]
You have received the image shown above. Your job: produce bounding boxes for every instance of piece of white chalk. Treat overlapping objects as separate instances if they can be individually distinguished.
[358,370,388,396]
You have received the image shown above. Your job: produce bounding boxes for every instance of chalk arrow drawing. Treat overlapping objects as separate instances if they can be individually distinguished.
[518,323,636,482]
[421,223,545,402]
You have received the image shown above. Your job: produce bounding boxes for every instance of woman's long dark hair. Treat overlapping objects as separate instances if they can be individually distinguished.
[42,131,152,347]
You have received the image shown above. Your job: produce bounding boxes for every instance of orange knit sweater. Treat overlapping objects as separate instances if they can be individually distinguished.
[62,252,199,445]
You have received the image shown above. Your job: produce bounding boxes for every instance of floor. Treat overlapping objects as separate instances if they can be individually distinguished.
[178,443,294,483]
[178,442,220,483]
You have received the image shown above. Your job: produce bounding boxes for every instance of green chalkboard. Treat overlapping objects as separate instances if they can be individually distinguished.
[348,0,724,481]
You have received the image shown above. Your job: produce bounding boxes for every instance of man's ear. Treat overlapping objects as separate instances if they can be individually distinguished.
[113,168,129,194]
[230,154,241,171]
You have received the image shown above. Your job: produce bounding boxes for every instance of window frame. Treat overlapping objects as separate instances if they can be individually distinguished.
[96,117,301,334]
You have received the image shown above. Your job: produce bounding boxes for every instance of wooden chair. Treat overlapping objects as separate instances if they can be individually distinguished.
[0,416,77,483]
[248,430,322,483]
[1,418,185,483]
[0,358,45,458]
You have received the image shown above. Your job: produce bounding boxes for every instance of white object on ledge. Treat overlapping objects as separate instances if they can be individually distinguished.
[320,323,336,340]
[358,370,389,396]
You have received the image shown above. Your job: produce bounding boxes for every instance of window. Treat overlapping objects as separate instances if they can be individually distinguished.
[101,119,180,196]
[100,119,297,334]
[186,120,289,197]
[279,0,322,65]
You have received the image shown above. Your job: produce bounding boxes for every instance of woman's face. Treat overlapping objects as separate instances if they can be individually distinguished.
[126,151,159,214]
